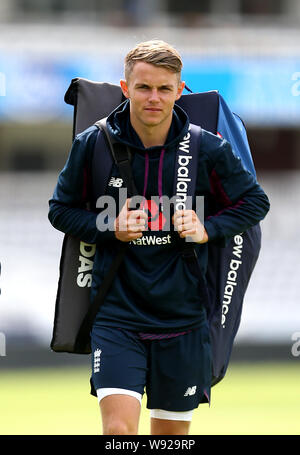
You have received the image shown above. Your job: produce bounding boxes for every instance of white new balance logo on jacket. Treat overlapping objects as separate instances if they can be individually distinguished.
[184,386,197,396]
[108,177,123,187]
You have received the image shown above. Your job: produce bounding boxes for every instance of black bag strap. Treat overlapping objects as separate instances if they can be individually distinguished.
[96,118,137,198]
[74,120,137,352]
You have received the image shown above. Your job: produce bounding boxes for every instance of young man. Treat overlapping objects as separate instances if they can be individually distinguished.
[48,40,270,435]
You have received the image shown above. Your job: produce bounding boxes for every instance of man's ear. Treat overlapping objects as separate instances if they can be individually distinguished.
[176,81,185,101]
[120,79,130,99]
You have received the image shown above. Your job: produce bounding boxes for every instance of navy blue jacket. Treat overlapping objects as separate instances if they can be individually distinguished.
[48,100,270,333]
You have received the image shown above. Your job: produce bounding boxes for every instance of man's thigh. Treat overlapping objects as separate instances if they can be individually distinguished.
[90,324,212,411]
[146,324,212,412]
[90,326,148,398]
[100,394,141,435]
[91,326,148,434]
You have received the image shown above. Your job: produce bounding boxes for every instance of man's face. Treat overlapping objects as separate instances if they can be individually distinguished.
[120,62,185,131]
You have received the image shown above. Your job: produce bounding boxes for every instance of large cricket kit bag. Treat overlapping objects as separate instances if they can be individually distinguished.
[50,77,261,386]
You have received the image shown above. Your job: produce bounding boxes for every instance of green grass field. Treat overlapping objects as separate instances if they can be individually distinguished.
[0,362,299,435]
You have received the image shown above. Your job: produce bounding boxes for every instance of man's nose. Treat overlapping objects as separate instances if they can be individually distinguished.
[149,89,159,102]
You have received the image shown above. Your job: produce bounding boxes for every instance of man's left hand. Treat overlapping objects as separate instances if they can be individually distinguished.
[172,210,208,244]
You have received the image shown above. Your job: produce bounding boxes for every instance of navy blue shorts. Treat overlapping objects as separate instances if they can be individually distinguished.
[90,324,212,412]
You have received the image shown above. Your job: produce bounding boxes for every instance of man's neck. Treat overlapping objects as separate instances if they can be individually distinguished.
[130,116,172,149]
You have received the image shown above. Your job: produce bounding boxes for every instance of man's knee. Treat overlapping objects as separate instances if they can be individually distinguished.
[103,419,137,435]
[99,392,141,435]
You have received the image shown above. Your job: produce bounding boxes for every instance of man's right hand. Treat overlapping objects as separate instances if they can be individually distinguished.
[114,198,148,242]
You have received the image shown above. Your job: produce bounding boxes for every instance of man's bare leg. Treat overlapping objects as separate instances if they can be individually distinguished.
[151,418,191,435]
[100,394,141,435]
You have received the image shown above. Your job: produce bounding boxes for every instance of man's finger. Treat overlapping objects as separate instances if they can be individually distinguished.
[178,222,194,232]
[127,220,146,231]
[128,210,148,222]
[179,228,197,237]
[127,231,144,239]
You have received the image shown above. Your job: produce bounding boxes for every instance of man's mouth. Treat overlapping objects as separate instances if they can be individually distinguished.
[145,107,162,112]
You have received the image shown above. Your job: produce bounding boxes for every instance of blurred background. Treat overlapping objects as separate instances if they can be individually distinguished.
[0,0,299,435]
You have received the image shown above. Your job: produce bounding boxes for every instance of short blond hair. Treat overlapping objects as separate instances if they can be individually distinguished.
[124,40,183,82]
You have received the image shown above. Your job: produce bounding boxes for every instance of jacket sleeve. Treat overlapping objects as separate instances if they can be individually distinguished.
[203,134,270,246]
[48,127,115,245]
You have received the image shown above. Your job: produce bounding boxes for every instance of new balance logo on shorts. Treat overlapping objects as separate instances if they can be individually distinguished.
[184,386,197,396]
[108,177,123,187]
[94,348,102,373]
